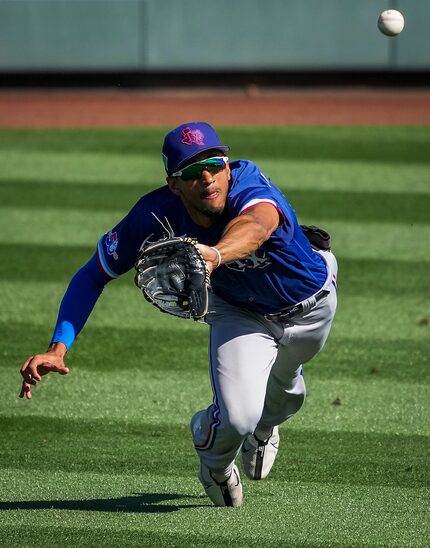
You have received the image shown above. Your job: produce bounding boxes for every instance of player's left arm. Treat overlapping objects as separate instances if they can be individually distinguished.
[198,202,281,271]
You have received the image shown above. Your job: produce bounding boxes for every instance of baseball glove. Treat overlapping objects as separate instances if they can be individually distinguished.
[134,237,210,320]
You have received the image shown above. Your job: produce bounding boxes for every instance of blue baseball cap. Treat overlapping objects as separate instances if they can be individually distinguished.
[162,122,229,175]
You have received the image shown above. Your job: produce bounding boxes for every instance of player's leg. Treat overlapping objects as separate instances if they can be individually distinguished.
[242,250,338,479]
[257,250,338,435]
[191,294,281,505]
[256,288,337,436]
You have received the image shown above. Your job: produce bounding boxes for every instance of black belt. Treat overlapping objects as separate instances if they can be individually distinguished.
[265,289,330,323]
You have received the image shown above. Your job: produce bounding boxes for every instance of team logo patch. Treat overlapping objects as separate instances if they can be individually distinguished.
[181,127,205,146]
[106,230,119,259]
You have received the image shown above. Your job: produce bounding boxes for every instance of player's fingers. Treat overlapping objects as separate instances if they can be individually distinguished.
[21,368,40,384]
[20,365,35,383]
[19,382,32,399]
[20,355,34,376]
[21,356,43,382]
[27,362,42,382]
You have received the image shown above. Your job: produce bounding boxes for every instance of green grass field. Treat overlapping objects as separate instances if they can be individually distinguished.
[1,127,429,547]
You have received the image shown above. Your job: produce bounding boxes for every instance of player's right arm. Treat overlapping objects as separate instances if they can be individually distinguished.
[19,252,112,399]
[19,192,167,399]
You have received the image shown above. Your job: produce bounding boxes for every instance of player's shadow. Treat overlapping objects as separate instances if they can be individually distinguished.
[0,492,206,513]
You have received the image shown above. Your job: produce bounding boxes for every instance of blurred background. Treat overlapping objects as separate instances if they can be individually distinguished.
[0,0,429,88]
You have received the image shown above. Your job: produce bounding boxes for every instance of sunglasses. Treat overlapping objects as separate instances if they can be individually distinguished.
[172,156,229,180]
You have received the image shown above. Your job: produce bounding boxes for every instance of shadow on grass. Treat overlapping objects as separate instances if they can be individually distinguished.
[0,492,207,513]
[2,415,428,488]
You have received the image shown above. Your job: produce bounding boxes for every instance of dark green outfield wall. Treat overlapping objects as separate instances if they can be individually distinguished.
[0,0,428,72]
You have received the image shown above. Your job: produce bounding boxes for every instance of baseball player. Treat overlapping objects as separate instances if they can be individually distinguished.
[19,122,338,508]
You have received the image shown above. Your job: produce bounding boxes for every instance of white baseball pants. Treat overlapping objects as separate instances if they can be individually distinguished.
[191,250,338,478]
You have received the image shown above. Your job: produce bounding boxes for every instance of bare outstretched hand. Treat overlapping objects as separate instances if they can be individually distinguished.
[19,343,69,400]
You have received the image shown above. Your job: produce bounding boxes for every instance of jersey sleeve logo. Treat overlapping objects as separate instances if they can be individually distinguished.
[225,250,271,272]
[181,127,205,146]
[106,230,119,259]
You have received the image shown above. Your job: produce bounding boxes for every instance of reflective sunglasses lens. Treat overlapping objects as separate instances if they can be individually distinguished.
[180,157,226,180]
[180,165,204,180]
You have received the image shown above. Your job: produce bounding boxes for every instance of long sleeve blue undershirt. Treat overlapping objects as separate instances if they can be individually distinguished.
[50,253,111,350]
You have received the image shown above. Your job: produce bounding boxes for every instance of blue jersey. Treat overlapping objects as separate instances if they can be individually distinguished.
[97,160,327,314]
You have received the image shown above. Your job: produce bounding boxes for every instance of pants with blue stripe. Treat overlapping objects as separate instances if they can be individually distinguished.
[191,249,338,478]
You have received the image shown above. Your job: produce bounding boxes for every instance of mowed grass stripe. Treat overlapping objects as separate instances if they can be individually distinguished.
[1,472,428,548]
[0,149,163,185]
[295,376,430,437]
[5,365,428,438]
[0,180,157,212]
[303,219,430,262]
[1,282,428,341]
[2,207,430,261]
[2,126,430,165]
[1,206,124,246]
[1,483,428,548]
[1,277,428,344]
[1,519,428,548]
[0,127,168,156]
[3,151,430,195]
[0,243,96,282]
[2,181,430,224]
[2,243,429,296]
[0,280,204,330]
[3,319,429,383]
[3,320,209,375]
[308,336,430,382]
[289,189,430,224]
[258,158,430,195]
[0,416,427,488]
[0,417,196,477]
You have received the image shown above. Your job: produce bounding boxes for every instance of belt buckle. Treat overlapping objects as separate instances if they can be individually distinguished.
[266,289,329,323]
[266,303,302,323]
[279,304,302,320]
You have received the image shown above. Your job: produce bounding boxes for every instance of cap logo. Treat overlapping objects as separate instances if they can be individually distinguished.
[181,127,205,146]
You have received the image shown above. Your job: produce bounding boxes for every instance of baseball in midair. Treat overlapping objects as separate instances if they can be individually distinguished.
[378,9,405,37]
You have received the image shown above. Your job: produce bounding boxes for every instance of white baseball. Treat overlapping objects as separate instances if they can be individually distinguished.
[378,9,405,36]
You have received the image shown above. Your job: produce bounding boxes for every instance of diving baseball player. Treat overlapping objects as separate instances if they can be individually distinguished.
[19,122,338,508]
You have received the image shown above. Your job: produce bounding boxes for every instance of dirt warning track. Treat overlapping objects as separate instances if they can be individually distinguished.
[1,88,429,127]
